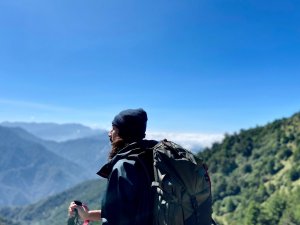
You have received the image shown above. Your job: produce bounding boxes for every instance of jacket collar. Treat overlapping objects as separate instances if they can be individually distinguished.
[96,140,157,178]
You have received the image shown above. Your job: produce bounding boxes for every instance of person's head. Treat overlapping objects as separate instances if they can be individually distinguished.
[108,108,148,158]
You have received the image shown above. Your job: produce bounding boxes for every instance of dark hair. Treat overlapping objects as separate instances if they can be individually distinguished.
[108,137,128,160]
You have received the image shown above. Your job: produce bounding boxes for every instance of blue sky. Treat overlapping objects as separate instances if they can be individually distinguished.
[0,0,299,146]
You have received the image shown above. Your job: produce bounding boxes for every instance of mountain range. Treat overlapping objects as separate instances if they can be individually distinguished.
[1,112,300,224]
[0,123,110,206]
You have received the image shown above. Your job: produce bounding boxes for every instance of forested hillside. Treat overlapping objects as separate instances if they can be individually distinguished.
[198,112,300,225]
[0,125,110,206]
[0,179,106,225]
[0,216,17,225]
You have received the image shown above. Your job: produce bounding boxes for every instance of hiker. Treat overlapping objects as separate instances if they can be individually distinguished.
[69,108,215,225]
[69,108,157,225]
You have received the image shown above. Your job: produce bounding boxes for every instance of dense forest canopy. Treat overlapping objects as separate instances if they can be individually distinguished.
[198,112,300,225]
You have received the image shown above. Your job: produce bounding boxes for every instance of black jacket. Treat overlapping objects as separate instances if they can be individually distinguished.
[97,140,158,225]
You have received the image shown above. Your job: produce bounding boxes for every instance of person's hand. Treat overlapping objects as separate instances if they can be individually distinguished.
[68,201,90,221]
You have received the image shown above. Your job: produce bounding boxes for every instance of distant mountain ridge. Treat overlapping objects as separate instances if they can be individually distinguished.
[0,123,110,174]
[0,122,106,142]
[0,124,110,207]
[0,126,89,206]
[39,135,110,176]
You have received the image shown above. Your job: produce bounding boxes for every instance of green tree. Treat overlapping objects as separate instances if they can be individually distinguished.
[225,198,236,213]
[289,167,300,181]
[263,193,287,224]
[254,185,269,203]
[244,201,260,225]
[278,147,293,160]
[243,164,252,173]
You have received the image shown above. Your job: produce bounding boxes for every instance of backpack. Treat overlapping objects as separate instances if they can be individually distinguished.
[151,139,215,225]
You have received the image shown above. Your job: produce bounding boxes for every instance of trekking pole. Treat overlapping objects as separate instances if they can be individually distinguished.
[67,209,79,225]
[67,200,90,225]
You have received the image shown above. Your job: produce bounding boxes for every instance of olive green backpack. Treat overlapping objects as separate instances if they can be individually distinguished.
[151,139,216,225]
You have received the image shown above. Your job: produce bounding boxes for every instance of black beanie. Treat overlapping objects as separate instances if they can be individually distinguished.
[112,108,148,141]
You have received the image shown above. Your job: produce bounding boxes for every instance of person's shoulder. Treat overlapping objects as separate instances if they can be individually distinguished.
[113,156,143,175]
[112,140,158,171]
[112,157,144,182]
[140,139,158,148]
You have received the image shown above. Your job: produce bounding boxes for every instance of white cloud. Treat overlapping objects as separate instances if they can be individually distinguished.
[146,131,224,152]
[0,98,225,152]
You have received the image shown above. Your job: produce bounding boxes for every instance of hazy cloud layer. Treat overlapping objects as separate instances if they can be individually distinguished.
[146,131,224,152]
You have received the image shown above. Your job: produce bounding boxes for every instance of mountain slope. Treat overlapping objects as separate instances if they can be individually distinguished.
[0,216,18,225]
[0,179,106,225]
[43,135,110,176]
[3,125,110,176]
[198,112,300,225]
[0,126,89,206]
